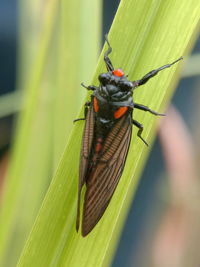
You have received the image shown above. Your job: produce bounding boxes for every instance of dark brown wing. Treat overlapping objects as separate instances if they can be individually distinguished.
[82,114,132,236]
[76,105,95,232]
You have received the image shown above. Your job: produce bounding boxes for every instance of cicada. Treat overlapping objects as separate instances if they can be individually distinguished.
[75,35,182,236]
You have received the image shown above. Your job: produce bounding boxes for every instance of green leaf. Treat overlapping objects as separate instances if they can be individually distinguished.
[52,0,101,165]
[0,91,22,118]
[0,0,101,266]
[12,0,200,266]
[0,1,59,265]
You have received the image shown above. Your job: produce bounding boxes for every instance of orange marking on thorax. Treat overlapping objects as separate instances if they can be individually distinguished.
[93,97,99,112]
[114,106,128,119]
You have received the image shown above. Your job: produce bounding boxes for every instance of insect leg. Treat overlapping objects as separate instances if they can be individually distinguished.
[81,83,98,91]
[104,34,114,72]
[132,57,183,87]
[132,119,148,146]
[134,103,165,116]
[73,102,90,123]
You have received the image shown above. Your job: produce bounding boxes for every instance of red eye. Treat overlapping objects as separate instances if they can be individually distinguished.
[112,69,124,77]
[93,97,99,112]
[114,106,128,119]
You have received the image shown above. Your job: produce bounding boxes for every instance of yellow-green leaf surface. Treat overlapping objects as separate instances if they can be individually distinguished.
[53,0,101,165]
[0,91,22,118]
[0,1,59,265]
[0,0,101,266]
[17,0,199,267]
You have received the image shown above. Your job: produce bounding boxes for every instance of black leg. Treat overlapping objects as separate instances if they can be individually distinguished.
[132,57,183,87]
[134,103,165,116]
[104,34,114,72]
[73,102,90,123]
[81,83,98,91]
[132,119,148,146]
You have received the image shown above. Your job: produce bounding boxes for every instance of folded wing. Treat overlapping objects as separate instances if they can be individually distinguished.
[76,105,95,231]
[82,114,132,236]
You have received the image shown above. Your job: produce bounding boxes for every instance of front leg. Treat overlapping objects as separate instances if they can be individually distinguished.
[104,34,114,72]
[73,102,91,123]
[132,119,148,146]
[81,83,98,91]
[134,103,165,116]
[132,57,183,87]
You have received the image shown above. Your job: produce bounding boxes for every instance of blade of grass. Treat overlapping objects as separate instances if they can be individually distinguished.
[0,0,101,266]
[17,0,200,267]
[0,91,22,118]
[0,1,59,266]
[53,0,101,165]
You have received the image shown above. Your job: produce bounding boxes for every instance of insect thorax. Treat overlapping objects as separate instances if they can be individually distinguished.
[93,85,134,109]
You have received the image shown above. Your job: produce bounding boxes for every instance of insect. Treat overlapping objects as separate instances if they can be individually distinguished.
[74,35,182,236]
